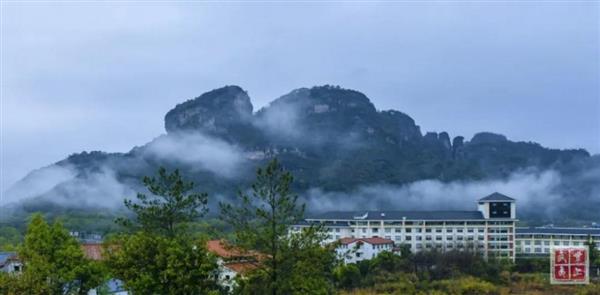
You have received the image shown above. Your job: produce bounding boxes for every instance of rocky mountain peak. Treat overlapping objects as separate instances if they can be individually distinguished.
[164,85,253,134]
[470,132,508,145]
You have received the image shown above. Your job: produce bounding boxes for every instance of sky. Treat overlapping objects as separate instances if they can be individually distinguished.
[1,2,599,192]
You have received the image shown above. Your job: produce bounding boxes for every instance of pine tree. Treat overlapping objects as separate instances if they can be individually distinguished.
[221,158,336,295]
[117,167,208,237]
[110,167,219,294]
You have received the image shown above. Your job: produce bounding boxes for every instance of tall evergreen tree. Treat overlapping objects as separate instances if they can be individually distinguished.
[117,167,208,237]
[221,158,336,295]
[109,167,219,294]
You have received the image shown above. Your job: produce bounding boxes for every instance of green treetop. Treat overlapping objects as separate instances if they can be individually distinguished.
[221,158,337,295]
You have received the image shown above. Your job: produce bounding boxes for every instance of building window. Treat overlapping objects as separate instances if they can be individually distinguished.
[385,228,391,233]
[372,228,379,233]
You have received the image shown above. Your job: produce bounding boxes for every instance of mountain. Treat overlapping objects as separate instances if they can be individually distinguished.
[4,85,599,223]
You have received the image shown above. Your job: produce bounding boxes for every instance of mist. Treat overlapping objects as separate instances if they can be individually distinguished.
[302,168,599,222]
[143,132,246,179]
[2,164,135,210]
[3,165,77,205]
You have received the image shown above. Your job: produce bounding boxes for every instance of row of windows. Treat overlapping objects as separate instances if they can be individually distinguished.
[516,235,600,240]
[518,247,550,254]
[325,226,514,233]
[346,235,489,242]
[343,227,489,234]
[338,243,391,250]
[414,243,486,250]
[516,240,583,246]
[318,221,513,227]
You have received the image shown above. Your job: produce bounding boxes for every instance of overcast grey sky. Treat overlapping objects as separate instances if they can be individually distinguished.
[1,2,599,191]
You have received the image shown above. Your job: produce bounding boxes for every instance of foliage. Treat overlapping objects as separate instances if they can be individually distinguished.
[109,167,219,294]
[106,232,219,294]
[187,218,234,241]
[0,226,22,251]
[430,276,499,295]
[513,257,550,273]
[371,272,418,294]
[586,235,600,266]
[221,158,336,294]
[2,214,106,295]
[116,167,208,237]
[335,263,361,290]
[576,283,600,295]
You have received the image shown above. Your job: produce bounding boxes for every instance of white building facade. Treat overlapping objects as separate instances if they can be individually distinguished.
[336,237,395,264]
[0,252,22,274]
[294,192,518,261]
[515,227,600,256]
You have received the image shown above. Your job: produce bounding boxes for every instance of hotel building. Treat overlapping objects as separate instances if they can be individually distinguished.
[515,227,600,256]
[295,192,518,260]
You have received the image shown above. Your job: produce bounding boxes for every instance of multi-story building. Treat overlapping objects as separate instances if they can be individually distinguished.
[336,237,395,264]
[293,192,518,260]
[515,227,600,256]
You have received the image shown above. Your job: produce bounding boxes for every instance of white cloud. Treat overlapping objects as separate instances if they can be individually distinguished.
[2,164,77,205]
[304,169,564,219]
[143,132,246,178]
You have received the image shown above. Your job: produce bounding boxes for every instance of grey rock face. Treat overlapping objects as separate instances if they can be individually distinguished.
[164,85,253,134]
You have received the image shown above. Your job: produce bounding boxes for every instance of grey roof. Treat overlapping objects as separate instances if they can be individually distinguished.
[0,252,17,266]
[516,227,600,236]
[106,279,126,293]
[306,210,485,221]
[479,192,515,202]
